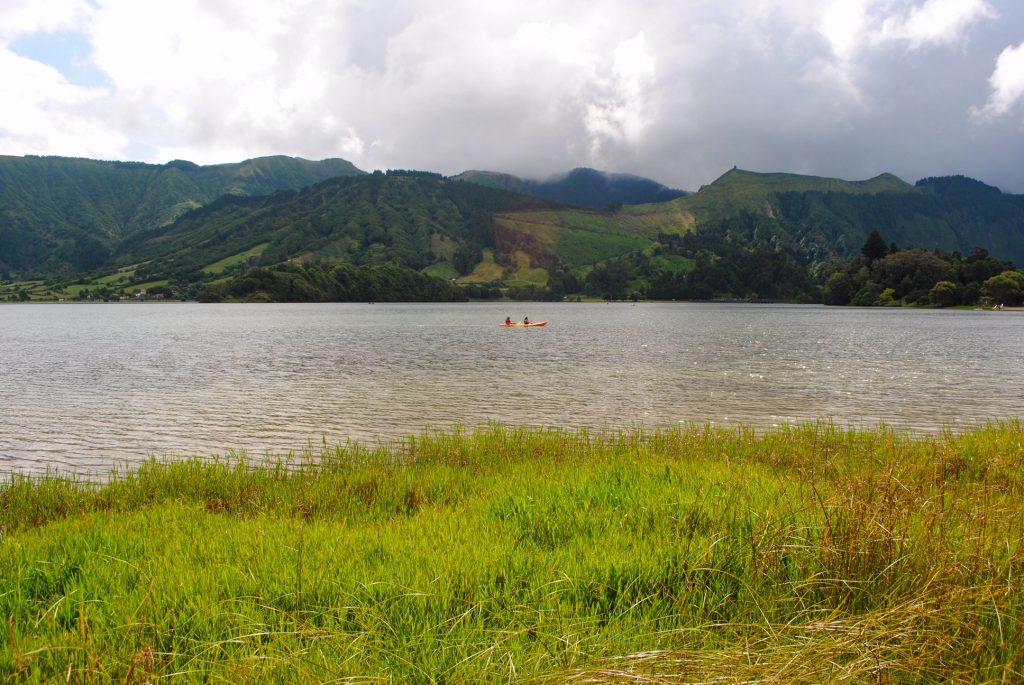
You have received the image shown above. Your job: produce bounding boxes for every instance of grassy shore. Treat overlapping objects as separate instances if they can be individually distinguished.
[2,422,1022,683]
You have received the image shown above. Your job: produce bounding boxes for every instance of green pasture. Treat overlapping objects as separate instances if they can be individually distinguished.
[202,244,270,275]
[1,422,1021,683]
[458,248,505,284]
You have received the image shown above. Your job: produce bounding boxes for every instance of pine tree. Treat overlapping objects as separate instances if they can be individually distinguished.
[861,229,888,262]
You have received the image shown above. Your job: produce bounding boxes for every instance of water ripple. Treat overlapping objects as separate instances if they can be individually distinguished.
[1,302,1022,475]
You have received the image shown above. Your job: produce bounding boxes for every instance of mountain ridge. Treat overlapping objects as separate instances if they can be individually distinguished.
[3,156,1023,303]
[0,154,365,277]
[452,166,688,209]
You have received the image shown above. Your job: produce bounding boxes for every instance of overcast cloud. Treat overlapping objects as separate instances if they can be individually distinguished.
[1,0,1022,191]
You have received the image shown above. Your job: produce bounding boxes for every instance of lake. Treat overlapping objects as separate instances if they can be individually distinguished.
[1,302,1021,475]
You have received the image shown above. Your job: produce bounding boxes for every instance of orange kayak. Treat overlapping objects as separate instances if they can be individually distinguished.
[498,320,548,327]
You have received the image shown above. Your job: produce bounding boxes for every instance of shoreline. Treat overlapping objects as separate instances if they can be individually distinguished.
[3,416,1021,481]
[4,297,1023,310]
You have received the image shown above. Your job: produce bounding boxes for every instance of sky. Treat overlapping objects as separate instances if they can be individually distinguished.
[1,0,1023,192]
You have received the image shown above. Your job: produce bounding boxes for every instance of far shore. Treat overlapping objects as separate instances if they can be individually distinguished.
[2,297,1022,310]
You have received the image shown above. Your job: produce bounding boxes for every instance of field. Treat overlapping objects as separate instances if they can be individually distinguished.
[1,422,1021,683]
[201,244,270,275]
[457,248,505,284]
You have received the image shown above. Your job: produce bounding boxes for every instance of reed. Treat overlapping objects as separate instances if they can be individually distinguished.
[1,421,1021,683]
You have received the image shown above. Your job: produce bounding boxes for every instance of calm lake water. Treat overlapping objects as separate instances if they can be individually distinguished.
[1,302,1022,475]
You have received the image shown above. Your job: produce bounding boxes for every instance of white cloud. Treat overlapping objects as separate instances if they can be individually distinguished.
[0,46,126,157]
[814,0,995,58]
[88,0,282,90]
[810,0,996,100]
[0,0,1021,191]
[0,0,92,39]
[878,0,996,48]
[513,22,595,70]
[972,42,1024,120]
[819,0,873,60]
[801,56,867,107]
[584,32,655,159]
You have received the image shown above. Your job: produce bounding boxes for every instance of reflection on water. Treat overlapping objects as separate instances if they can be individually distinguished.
[1,302,1022,475]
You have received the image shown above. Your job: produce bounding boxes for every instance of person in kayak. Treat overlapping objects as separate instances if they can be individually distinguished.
[505,316,512,325]
[523,316,530,325]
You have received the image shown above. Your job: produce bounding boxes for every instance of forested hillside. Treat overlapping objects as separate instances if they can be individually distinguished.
[613,169,1024,267]
[0,155,363,278]
[770,175,1024,267]
[820,229,1024,307]
[3,157,1024,304]
[116,171,557,283]
[558,169,1024,301]
[454,167,687,209]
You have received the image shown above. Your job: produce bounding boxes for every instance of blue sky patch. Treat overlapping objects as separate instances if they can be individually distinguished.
[10,30,109,87]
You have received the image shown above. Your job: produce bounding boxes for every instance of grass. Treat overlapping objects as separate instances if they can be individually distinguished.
[504,250,548,286]
[201,243,270,275]
[1,421,1022,683]
[457,248,505,284]
[422,262,458,280]
[119,279,169,294]
[0,267,169,302]
[494,210,656,273]
[96,270,136,285]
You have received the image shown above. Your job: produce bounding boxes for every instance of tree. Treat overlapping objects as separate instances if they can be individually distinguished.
[861,229,888,262]
[822,271,855,305]
[872,249,951,301]
[958,247,1012,285]
[452,243,482,276]
[849,283,882,306]
[960,282,981,306]
[982,270,1024,306]
[584,260,631,300]
[929,280,960,307]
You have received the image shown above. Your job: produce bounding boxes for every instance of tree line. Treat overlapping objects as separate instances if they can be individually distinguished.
[199,262,468,303]
[822,230,1024,307]
[578,213,819,302]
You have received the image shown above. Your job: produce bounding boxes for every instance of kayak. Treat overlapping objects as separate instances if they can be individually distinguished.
[498,320,548,327]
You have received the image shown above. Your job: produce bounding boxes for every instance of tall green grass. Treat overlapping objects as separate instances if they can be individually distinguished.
[2,422,1021,683]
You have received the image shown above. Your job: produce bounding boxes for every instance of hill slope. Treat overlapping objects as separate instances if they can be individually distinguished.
[0,155,364,277]
[683,168,914,217]
[4,159,1024,303]
[581,168,1024,266]
[453,167,687,209]
[766,174,1024,266]
[469,168,1024,301]
[117,171,561,283]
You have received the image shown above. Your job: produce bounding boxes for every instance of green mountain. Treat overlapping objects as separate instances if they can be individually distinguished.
[95,170,663,302]
[0,154,364,278]
[453,167,687,209]
[475,168,1024,301]
[766,174,1024,267]
[682,168,913,218]
[450,170,529,194]
[602,169,1024,265]
[114,168,938,303]
[116,170,559,281]
[4,157,1024,304]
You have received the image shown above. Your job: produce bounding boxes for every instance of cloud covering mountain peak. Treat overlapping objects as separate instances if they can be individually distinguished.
[1,0,1022,191]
